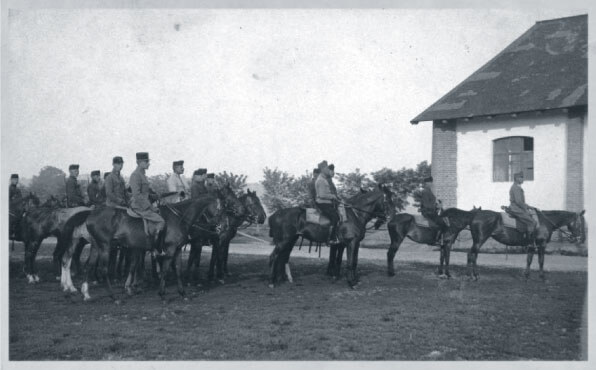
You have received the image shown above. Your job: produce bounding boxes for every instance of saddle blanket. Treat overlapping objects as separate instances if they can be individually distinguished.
[501,209,539,230]
[126,208,158,237]
[305,206,347,226]
[413,214,436,228]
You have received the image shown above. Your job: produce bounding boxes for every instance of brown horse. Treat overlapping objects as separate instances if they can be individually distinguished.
[469,209,585,280]
[386,207,481,278]
[9,192,40,246]
[268,184,395,287]
[186,189,267,284]
[79,187,244,301]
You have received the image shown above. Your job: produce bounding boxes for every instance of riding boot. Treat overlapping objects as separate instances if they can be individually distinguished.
[329,224,340,245]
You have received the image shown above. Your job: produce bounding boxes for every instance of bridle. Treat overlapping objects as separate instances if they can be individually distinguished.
[539,210,585,243]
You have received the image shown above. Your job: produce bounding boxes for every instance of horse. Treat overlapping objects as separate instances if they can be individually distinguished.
[20,198,91,284]
[79,186,244,301]
[468,209,585,280]
[386,206,481,278]
[186,188,267,285]
[268,184,394,288]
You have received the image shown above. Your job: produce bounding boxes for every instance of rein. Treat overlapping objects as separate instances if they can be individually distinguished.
[539,211,582,241]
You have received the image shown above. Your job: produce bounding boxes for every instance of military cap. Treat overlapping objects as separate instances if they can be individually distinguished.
[69,164,79,170]
[313,168,321,174]
[317,160,328,171]
[514,171,524,179]
[91,170,100,177]
[328,164,335,171]
[10,174,18,179]
[197,168,207,175]
[136,152,149,161]
[112,156,124,164]
[173,160,184,167]
[193,170,201,176]
[104,172,110,179]
[206,173,215,179]
[424,176,433,183]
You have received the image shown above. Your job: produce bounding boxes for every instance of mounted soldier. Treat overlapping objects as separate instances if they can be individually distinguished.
[99,171,110,205]
[315,160,340,245]
[87,170,105,207]
[9,174,23,239]
[508,171,537,240]
[419,176,447,244]
[66,164,86,207]
[308,168,320,207]
[105,156,129,207]
[205,173,218,195]
[191,168,208,198]
[165,160,189,204]
[130,152,166,255]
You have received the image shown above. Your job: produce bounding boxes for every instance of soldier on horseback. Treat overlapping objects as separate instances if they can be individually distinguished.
[87,170,105,207]
[205,173,218,195]
[191,168,208,198]
[509,171,537,240]
[9,174,23,239]
[105,156,129,207]
[165,160,189,203]
[130,152,166,255]
[308,168,320,207]
[315,160,340,245]
[66,164,86,207]
[419,176,447,245]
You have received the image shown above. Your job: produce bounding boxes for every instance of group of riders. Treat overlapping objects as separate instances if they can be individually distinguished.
[9,154,539,250]
[9,152,226,255]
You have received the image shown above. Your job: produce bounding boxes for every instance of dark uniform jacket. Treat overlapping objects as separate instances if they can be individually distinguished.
[420,186,437,215]
[105,171,128,207]
[205,181,218,195]
[87,180,105,206]
[66,176,85,207]
[308,178,317,206]
[191,180,209,199]
[9,184,23,209]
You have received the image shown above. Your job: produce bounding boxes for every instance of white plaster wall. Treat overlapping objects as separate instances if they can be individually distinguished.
[456,112,568,211]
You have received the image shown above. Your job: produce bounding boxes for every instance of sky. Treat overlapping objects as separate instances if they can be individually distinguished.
[3,7,586,182]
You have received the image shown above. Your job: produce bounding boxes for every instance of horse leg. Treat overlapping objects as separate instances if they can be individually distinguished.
[30,238,43,283]
[108,247,119,281]
[443,241,452,278]
[525,244,536,279]
[334,244,345,278]
[222,240,231,276]
[158,256,171,300]
[124,250,139,296]
[81,240,100,301]
[538,243,546,280]
[387,239,403,277]
[174,250,186,298]
[61,239,78,293]
[97,243,117,302]
[72,239,86,277]
[207,240,217,282]
[268,244,282,288]
[214,238,226,283]
[352,242,360,284]
[327,244,337,276]
[345,240,356,287]
[116,248,125,279]
[24,240,37,283]
[471,245,481,281]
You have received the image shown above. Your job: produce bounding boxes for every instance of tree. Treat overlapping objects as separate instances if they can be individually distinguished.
[335,168,375,199]
[28,166,67,202]
[261,167,299,213]
[215,171,247,196]
[370,160,431,211]
[148,174,169,195]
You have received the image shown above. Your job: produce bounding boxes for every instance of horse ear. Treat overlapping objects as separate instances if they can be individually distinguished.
[580,210,585,216]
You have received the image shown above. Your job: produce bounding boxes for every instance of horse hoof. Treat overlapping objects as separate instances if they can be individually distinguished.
[387,271,395,277]
[183,297,189,302]
[83,296,92,302]
[55,276,61,281]
[114,300,121,305]
[26,275,35,284]
[34,275,41,283]
[268,284,275,289]
[439,274,448,279]
[218,279,225,285]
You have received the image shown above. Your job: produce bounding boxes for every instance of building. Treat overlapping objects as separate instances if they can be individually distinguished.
[411,15,587,212]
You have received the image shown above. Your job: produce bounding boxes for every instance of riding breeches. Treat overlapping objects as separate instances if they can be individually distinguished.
[509,210,537,233]
[421,210,447,231]
[316,203,339,226]
[133,208,165,231]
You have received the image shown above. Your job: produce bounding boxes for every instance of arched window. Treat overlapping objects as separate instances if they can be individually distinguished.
[493,136,534,182]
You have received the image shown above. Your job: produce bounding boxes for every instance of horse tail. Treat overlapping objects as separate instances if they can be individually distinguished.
[53,209,92,264]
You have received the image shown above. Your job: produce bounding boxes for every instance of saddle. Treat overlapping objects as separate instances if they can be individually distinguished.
[125,208,158,238]
[305,204,347,226]
[413,214,435,228]
[500,206,540,231]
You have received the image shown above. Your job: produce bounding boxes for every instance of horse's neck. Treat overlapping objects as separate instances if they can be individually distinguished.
[541,210,574,229]
[346,202,375,227]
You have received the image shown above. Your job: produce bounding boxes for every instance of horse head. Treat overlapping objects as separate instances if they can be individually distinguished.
[471,205,482,212]
[370,184,395,228]
[567,210,586,244]
[242,189,266,224]
[23,192,40,211]
[216,183,245,217]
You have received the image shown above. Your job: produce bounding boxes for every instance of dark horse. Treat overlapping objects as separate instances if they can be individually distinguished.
[186,188,267,284]
[268,184,394,288]
[469,209,585,280]
[20,198,91,284]
[79,187,244,301]
[386,207,481,278]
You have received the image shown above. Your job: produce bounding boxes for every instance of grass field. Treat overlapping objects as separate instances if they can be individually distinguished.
[8,242,587,361]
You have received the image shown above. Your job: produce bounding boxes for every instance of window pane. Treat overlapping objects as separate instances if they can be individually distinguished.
[524,137,533,151]
[493,153,509,181]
